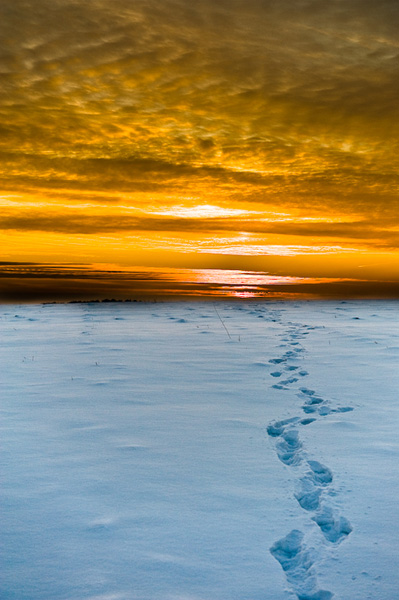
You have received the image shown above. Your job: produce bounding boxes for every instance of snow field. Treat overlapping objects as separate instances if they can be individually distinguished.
[1,301,398,600]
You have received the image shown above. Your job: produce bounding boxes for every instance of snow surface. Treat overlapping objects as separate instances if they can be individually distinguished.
[1,300,399,600]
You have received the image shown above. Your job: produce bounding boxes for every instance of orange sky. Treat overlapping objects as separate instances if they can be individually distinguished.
[1,0,398,300]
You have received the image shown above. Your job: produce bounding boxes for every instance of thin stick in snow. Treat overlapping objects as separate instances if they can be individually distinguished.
[213,303,232,339]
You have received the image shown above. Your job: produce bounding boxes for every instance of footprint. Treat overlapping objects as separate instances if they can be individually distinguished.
[280,377,299,385]
[295,477,322,511]
[269,358,286,364]
[270,530,308,573]
[267,417,299,437]
[302,396,327,415]
[312,506,352,544]
[270,371,282,378]
[285,365,299,371]
[307,461,333,486]
[303,396,324,406]
[276,430,303,465]
[270,530,334,600]
[318,405,332,416]
[300,388,317,397]
[300,418,316,426]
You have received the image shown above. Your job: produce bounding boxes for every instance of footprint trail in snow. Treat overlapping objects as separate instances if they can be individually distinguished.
[266,318,353,599]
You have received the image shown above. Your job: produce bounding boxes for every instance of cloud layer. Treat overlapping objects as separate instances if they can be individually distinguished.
[1,0,398,295]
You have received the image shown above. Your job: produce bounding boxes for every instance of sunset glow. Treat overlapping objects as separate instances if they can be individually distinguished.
[1,0,398,300]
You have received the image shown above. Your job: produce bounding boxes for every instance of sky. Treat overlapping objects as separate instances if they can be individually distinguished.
[1,0,399,300]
